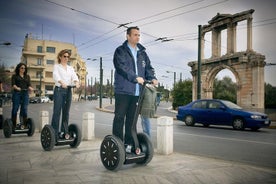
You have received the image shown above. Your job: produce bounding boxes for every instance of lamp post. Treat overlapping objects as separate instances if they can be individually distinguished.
[39,71,43,97]
[0,42,11,46]
[110,69,113,104]
[90,77,93,95]
[166,71,176,88]
[99,57,103,109]
[87,57,103,108]
[84,75,87,101]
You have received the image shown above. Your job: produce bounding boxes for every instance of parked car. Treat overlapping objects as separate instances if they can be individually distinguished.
[176,99,271,131]
[41,96,50,103]
[87,95,98,101]
[29,97,41,103]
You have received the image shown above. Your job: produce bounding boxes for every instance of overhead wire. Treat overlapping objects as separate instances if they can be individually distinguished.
[139,0,229,27]
[132,0,205,23]
[43,0,275,70]
[44,0,227,50]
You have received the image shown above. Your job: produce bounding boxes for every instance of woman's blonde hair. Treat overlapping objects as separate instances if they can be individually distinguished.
[57,49,71,64]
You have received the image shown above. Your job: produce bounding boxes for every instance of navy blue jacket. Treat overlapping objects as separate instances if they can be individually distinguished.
[113,40,157,95]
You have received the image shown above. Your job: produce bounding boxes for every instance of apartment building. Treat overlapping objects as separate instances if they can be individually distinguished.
[21,34,87,98]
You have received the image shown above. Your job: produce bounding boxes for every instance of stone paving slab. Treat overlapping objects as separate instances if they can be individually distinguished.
[0,133,276,184]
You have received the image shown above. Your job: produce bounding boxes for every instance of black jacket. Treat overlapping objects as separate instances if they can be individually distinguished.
[113,41,157,95]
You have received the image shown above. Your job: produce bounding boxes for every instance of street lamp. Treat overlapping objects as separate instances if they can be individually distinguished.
[39,71,43,96]
[0,42,11,46]
[166,71,176,88]
[87,57,103,109]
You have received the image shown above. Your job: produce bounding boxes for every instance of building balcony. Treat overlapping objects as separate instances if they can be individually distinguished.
[22,50,46,57]
[31,76,44,82]
[27,64,46,69]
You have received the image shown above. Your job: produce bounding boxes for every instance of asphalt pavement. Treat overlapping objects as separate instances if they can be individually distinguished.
[0,102,276,183]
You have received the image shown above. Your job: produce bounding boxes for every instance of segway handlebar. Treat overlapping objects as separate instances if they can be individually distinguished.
[143,80,153,85]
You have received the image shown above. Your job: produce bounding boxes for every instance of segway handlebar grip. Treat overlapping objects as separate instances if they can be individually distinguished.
[144,80,153,84]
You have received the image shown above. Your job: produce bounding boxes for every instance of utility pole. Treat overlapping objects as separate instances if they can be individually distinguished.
[173,72,176,88]
[197,25,202,100]
[90,77,93,95]
[99,57,103,109]
[39,71,42,97]
[110,69,113,104]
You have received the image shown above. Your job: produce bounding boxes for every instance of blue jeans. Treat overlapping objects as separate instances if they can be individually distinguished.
[141,116,151,137]
[51,87,72,137]
[11,90,29,119]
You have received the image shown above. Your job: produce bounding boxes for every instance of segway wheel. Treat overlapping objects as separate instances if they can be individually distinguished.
[3,119,12,138]
[68,124,81,148]
[100,135,125,171]
[41,125,55,151]
[26,118,35,136]
[136,133,154,165]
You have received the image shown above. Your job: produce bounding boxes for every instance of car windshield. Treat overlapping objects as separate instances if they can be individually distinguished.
[222,100,242,109]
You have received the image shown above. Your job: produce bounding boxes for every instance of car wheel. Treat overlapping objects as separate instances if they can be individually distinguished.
[184,115,195,126]
[232,118,245,130]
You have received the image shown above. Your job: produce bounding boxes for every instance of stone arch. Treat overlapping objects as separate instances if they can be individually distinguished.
[203,64,240,98]
[188,9,266,110]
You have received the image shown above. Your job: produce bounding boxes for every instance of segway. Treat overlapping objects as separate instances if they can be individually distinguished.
[100,81,154,171]
[3,116,35,138]
[40,85,81,151]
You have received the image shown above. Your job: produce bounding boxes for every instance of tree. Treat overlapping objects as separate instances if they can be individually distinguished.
[171,79,193,110]
[265,83,276,108]
[213,76,237,103]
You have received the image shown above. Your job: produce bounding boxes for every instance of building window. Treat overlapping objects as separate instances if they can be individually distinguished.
[36,71,42,79]
[45,85,53,91]
[37,46,42,53]
[46,46,56,53]
[46,60,54,65]
[37,58,42,65]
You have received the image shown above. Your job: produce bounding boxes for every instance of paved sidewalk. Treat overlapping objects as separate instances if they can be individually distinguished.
[0,133,276,184]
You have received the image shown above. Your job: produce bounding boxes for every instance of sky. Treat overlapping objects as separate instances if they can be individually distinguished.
[0,0,275,89]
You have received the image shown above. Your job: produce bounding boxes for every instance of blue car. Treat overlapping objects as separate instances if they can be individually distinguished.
[176,99,271,131]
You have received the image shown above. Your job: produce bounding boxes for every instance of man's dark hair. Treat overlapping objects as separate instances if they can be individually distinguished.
[126,26,139,35]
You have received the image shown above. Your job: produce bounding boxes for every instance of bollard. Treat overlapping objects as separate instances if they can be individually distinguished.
[157,116,173,155]
[82,112,95,140]
[40,111,49,132]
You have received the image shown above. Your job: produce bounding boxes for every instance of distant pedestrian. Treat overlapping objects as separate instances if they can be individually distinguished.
[0,79,3,93]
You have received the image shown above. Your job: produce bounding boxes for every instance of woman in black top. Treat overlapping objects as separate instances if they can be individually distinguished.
[11,63,33,128]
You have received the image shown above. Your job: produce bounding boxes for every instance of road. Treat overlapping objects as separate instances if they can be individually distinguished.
[2,99,276,169]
